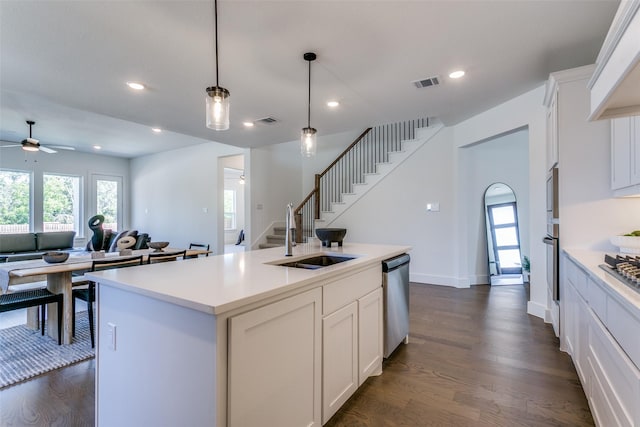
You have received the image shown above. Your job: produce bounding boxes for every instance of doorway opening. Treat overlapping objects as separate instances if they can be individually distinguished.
[221,155,245,254]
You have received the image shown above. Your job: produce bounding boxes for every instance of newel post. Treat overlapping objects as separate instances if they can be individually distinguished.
[314,174,321,220]
[295,212,303,244]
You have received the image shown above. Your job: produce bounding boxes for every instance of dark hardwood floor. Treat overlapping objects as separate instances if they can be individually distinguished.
[0,284,592,427]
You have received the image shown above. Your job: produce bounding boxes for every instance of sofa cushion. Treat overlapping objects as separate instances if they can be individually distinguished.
[0,233,37,253]
[36,231,76,251]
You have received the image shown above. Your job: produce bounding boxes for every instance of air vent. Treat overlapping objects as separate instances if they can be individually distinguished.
[255,117,278,125]
[412,76,440,89]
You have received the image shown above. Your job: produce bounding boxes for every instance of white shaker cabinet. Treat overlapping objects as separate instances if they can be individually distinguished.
[562,253,640,427]
[322,266,383,424]
[228,287,322,427]
[358,287,383,386]
[611,115,640,194]
[322,301,358,422]
[546,86,559,170]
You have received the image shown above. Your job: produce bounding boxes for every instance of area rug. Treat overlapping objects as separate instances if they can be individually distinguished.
[0,314,95,388]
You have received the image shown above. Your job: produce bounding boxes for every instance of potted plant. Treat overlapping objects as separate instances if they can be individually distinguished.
[522,256,530,283]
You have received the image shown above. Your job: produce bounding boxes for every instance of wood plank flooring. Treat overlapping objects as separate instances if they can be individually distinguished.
[0,283,592,426]
[325,284,593,426]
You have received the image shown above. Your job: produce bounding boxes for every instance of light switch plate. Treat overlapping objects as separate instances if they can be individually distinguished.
[426,202,440,212]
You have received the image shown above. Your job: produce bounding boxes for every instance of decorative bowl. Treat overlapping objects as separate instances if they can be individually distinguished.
[610,235,640,254]
[315,228,347,248]
[148,241,169,252]
[42,251,69,264]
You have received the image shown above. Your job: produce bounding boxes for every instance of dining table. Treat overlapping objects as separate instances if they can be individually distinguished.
[0,247,209,344]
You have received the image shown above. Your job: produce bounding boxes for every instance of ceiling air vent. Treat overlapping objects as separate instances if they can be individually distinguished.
[255,117,278,125]
[412,76,440,89]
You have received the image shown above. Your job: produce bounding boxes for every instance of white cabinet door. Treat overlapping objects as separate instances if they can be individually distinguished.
[632,116,640,184]
[612,116,632,189]
[358,287,383,386]
[322,301,358,424]
[228,287,322,427]
[547,90,559,170]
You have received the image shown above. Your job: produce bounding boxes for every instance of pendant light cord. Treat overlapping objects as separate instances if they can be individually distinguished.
[214,0,219,87]
[307,59,311,128]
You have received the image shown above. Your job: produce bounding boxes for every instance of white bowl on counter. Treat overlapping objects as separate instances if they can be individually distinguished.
[610,235,640,254]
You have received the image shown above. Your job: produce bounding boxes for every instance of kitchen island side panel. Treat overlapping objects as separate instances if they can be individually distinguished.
[96,284,217,427]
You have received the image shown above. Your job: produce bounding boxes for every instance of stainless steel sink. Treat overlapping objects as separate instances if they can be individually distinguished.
[276,255,356,270]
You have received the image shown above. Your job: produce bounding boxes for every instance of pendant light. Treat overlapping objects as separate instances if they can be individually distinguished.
[206,0,230,130]
[301,52,317,157]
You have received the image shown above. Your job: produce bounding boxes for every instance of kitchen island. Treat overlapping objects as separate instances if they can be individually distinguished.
[86,242,410,427]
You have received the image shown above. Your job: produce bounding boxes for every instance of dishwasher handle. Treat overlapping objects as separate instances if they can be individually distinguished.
[382,253,410,272]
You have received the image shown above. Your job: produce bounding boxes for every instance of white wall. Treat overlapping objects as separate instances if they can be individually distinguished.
[453,86,547,318]
[130,142,243,252]
[460,129,529,285]
[0,147,130,244]
[332,127,458,285]
[557,77,640,251]
[248,141,302,249]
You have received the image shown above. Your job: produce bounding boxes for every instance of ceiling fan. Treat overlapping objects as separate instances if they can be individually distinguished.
[0,120,75,154]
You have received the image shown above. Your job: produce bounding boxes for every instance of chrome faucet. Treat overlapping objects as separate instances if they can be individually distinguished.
[285,202,296,256]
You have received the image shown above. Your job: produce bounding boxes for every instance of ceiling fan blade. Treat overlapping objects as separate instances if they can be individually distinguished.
[0,144,21,149]
[39,146,57,154]
[47,145,75,151]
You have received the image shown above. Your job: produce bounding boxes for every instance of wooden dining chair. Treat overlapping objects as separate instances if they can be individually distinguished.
[72,255,144,348]
[187,242,210,258]
[147,250,187,264]
[0,288,64,345]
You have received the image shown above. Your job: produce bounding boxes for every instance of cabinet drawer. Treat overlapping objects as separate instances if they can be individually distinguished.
[588,277,607,323]
[606,294,640,370]
[323,266,381,315]
[588,310,640,427]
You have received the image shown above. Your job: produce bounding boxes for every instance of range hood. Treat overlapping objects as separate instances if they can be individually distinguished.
[588,1,640,121]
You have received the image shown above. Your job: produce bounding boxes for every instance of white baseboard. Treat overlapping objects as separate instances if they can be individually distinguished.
[527,300,547,321]
[410,273,469,288]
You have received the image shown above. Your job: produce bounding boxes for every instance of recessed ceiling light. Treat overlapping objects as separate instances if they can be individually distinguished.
[93,145,101,150]
[152,127,162,133]
[327,101,340,108]
[243,122,254,128]
[449,70,465,79]
[126,81,145,90]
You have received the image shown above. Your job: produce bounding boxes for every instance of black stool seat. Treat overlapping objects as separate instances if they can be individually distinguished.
[0,288,64,345]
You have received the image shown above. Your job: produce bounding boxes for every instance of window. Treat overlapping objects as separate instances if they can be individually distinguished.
[0,170,31,234]
[43,173,81,232]
[97,179,119,230]
[224,189,236,230]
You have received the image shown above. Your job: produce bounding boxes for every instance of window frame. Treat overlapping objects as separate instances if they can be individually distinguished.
[0,168,34,233]
[224,189,237,231]
[42,172,84,235]
[91,174,123,233]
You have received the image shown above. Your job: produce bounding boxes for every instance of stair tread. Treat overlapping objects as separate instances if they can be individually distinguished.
[259,243,284,249]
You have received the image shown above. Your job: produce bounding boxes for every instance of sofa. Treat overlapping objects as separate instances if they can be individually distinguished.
[0,231,78,262]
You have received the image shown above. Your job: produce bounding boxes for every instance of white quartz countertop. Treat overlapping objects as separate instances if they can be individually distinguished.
[563,248,640,310]
[86,242,410,315]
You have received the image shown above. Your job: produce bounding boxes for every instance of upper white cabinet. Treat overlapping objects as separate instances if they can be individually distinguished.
[588,1,640,120]
[545,85,559,170]
[611,115,640,195]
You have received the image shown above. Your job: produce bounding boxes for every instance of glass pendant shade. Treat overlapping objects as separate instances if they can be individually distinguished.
[301,127,317,157]
[206,86,230,130]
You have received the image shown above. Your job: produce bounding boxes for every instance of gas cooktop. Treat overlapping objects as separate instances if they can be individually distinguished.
[599,254,640,292]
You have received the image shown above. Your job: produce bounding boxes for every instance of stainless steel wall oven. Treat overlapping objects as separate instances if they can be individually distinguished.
[543,167,559,300]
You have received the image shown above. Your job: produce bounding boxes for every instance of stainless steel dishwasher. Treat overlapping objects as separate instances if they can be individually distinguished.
[382,253,410,358]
